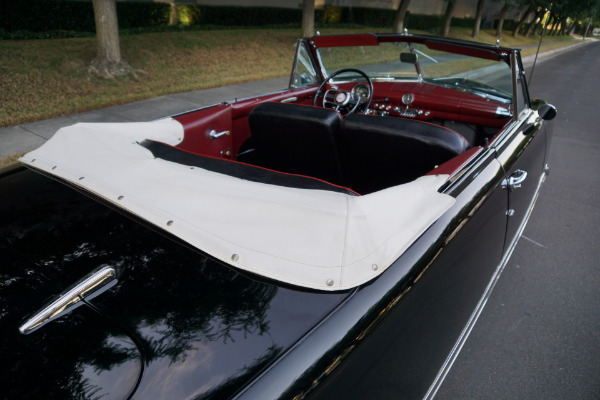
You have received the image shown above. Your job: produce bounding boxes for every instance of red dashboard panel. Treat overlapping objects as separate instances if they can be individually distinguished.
[357,81,509,127]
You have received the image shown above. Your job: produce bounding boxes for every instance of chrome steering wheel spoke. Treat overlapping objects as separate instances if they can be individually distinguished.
[313,68,373,116]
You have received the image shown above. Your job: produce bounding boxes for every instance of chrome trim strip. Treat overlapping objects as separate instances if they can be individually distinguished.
[511,51,519,121]
[492,109,535,152]
[281,96,298,103]
[440,148,492,194]
[19,266,117,335]
[423,170,546,400]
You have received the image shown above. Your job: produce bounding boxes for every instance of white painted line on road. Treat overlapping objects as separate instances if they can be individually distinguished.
[522,235,545,248]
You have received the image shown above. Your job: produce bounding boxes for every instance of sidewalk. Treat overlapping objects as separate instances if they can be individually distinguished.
[0,38,596,159]
[0,77,289,158]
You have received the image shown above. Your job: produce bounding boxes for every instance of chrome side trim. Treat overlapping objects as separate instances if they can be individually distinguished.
[19,266,117,335]
[423,170,546,400]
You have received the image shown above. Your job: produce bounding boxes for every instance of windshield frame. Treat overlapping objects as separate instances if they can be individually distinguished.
[311,34,515,104]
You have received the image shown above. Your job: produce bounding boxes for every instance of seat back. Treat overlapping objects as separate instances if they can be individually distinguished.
[249,103,344,185]
[340,114,470,194]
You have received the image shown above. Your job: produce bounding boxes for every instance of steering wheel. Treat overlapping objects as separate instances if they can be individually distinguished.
[313,68,373,116]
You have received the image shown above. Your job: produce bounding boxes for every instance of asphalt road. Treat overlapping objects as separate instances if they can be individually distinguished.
[435,41,600,399]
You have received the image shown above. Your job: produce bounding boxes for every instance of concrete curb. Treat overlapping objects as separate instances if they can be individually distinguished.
[522,38,598,68]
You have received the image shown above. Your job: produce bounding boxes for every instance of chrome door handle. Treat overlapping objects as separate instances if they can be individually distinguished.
[502,169,528,191]
[19,266,117,335]
[209,129,230,140]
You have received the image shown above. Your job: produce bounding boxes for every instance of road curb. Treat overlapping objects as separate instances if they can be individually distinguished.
[522,38,598,68]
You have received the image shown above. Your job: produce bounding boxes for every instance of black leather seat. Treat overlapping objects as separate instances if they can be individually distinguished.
[339,114,470,194]
[248,102,345,186]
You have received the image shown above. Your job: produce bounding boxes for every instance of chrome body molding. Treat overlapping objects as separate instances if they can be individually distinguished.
[423,169,547,400]
[19,266,117,335]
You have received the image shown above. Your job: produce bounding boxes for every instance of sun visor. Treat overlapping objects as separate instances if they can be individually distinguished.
[21,119,454,291]
[425,40,503,61]
[311,34,378,48]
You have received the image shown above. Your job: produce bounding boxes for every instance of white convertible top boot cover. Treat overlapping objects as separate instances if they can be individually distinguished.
[22,119,455,291]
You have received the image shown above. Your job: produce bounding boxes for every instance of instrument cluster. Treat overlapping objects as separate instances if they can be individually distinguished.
[367,92,431,119]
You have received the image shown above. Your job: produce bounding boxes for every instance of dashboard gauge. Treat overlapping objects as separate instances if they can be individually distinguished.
[402,93,415,106]
[352,83,370,102]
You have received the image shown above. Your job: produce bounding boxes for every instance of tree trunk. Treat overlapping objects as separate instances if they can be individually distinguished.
[88,0,137,79]
[496,2,510,39]
[549,17,560,36]
[544,14,555,36]
[440,0,456,37]
[560,18,568,35]
[533,10,547,37]
[169,1,178,26]
[583,16,593,38]
[567,20,577,35]
[512,5,533,37]
[301,0,315,38]
[393,0,412,33]
[525,9,542,37]
[471,0,486,39]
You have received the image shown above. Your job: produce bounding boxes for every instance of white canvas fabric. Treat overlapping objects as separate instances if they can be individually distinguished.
[21,119,455,290]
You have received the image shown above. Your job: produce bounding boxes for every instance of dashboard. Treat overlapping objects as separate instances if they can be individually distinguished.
[343,81,510,128]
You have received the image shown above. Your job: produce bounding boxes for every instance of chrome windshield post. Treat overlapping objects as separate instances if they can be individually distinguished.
[408,42,423,83]
[510,50,519,121]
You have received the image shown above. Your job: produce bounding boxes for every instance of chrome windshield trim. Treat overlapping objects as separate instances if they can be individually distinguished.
[19,265,117,335]
[289,39,303,89]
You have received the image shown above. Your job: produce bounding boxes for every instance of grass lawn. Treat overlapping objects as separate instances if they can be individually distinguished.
[0,153,25,168]
[0,26,575,130]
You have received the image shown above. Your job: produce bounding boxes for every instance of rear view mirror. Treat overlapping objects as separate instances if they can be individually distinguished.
[538,104,557,121]
[400,52,418,64]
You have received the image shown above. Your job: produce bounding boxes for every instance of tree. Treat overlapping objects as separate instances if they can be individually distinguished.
[512,4,535,36]
[472,0,486,39]
[583,16,593,37]
[88,0,138,79]
[524,8,543,37]
[440,0,457,37]
[549,14,560,35]
[496,1,512,38]
[301,0,315,37]
[393,0,412,33]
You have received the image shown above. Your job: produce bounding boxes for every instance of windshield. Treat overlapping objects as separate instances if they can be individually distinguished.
[317,42,512,103]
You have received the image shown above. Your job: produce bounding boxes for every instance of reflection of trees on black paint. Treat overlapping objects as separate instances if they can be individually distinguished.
[95,236,278,364]
[203,344,282,400]
[0,171,280,399]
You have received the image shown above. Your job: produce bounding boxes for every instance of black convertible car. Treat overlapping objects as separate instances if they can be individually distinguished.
[1,33,556,399]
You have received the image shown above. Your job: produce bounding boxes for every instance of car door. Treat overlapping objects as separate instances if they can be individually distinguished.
[238,146,512,400]
[495,113,546,249]
[494,52,547,250]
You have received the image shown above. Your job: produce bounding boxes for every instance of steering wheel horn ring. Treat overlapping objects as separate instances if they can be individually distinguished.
[313,68,373,116]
